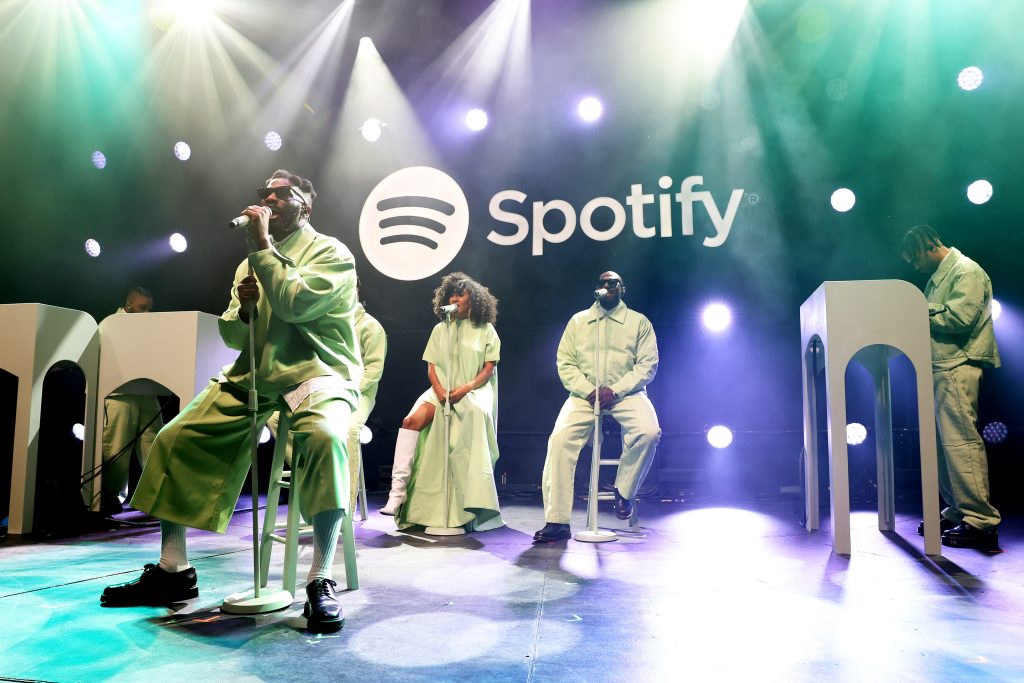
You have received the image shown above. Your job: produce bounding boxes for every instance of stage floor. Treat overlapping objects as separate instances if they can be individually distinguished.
[1,495,1021,682]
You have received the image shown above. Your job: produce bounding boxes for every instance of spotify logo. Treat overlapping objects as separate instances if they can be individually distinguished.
[359,166,469,281]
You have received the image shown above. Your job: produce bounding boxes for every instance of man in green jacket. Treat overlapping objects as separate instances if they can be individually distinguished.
[902,225,1001,551]
[101,170,361,631]
[534,271,661,542]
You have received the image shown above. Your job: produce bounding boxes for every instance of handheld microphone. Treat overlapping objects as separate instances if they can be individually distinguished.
[594,288,608,298]
[440,303,458,315]
[228,215,252,229]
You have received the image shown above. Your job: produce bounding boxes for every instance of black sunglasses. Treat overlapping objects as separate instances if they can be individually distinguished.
[597,279,621,288]
[257,185,306,205]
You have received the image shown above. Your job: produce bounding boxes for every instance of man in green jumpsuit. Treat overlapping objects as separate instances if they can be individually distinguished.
[101,170,362,632]
[99,287,163,516]
[534,271,661,542]
[902,225,1001,551]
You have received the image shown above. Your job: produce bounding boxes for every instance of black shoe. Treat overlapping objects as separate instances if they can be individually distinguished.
[533,523,571,542]
[613,488,633,521]
[304,579,344,633]
[100,564,198,607]
[917,518,957,536]
[941,522,1001,552]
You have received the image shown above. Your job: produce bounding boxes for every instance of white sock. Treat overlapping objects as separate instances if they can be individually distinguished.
[306,509,343,584]
[158,520,192,573]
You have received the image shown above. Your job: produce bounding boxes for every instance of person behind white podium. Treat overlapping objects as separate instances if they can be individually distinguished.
[100,169,361,632]
[901,224,1001,552]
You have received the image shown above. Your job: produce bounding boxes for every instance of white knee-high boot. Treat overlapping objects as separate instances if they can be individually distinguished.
[379,428,419,515]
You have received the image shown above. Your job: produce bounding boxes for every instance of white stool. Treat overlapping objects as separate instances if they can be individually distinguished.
[259,412,358,599]
[800,280,941,556]
[88,311,236,511]
[0,304,99,535]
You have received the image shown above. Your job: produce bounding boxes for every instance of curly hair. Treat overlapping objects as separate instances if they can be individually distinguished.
[268,169,317,205]
[432,272,498,324]
[900,224,943,258]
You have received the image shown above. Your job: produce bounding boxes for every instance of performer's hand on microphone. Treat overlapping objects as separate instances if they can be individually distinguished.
[237,274,260,323]
[449,384,471,404]
[241,204,273,251]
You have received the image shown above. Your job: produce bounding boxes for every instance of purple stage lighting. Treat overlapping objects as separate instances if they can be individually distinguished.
[169,233,188,253]
[991,299,1002,321]
[982,422,1008,445]
[702,303,732,332]
[466,108,489,132]
[578,96,603,123]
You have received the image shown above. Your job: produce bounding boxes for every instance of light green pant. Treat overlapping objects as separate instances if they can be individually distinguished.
[101,394,163,502]
[542,393,661,524]
[933,363,1000,531]
[268,392,374,511]
[131,380,352,533]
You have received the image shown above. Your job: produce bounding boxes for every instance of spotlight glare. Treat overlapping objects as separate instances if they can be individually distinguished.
[360,118,383,142]
[72,423,86,441]
[465,108,489,132]
[264,131,283,151]
[173,141,191,161]
[359,425,373,445]
[966,179,993,205]
[169,232,188,253]
[981,421,1008,445]
[707,425,733,449]
[702,303,732,332]
[957,66,984,91]
[84,239,101,257]
[830,187,856,212]
[991,299,1001,322]
[260,426,272,445]
[91,151,107,169]
[577,96,603,123]
[846,422,868,446]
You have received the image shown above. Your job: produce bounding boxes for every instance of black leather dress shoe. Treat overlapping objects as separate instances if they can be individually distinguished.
[941,522,1000,552]
[304,579,344,633]
[533,523,571,542]
[613,488,633,520]
[100,564,198,606]
[917,517,957,536]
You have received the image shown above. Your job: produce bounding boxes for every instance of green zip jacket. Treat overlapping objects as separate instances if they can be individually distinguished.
[925,247,1001,371]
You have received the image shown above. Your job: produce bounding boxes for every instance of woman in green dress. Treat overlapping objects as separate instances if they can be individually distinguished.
[380,272,504,532]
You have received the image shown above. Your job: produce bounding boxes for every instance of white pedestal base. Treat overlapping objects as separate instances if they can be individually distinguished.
[221,588,294,614]
[574,529,617,543]
[424,526,466,536]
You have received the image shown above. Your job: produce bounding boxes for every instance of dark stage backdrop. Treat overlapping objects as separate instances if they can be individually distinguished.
[1,0,1021,506]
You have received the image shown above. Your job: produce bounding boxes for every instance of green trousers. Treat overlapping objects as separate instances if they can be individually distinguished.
[542,393,661,524]
[100,394,163,503]
[131,380,352,533]
[933,363,1000,531]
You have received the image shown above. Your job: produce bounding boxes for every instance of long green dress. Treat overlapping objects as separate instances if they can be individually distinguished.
[395,318,504,531]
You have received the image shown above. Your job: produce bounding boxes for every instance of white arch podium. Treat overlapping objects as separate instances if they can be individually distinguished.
[800,280,941,556]
[86,311,236,511]
[0,304,100,535]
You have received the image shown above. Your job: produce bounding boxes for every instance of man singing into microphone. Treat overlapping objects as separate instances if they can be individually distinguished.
[101,170,361,633]
[534,271,661,542]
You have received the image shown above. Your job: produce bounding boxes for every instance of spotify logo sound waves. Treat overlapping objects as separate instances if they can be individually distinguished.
[359,166,469,281]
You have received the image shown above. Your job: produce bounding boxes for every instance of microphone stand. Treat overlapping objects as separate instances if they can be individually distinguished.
[575,296,617,543]
[426,309,465,536]
[223,233,292,613]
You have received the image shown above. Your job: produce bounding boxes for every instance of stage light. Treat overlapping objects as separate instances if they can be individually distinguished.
[173,141,191,161]
[260,426,271,445]
[846,423,867,446]
[169,233,188,253]
[91,151,107,169]
[84,239,101,257]
[360,118,383,142]
[265,131,283,151]
[702,303,732,332]
[825,78,848,102]
[991,299,1002,321]
[360,36,374,49]
[707,425,733,449]
[360,425,373,445]
[982,421,1008,445]
[957,66,984,91]
[830,188,855,212]
[966,179,993,205]
[72,423,85,441]
[577,96,603,123]
[699,89,722,111]
[466,108,489,131]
